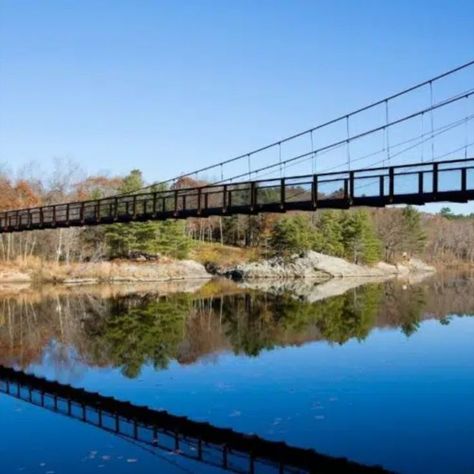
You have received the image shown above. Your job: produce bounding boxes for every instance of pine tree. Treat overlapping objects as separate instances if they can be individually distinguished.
[269,214,314,257]
[341,210,381,264]
[105,170,191,259]
[401,206,426,256]
[312,211,344,257]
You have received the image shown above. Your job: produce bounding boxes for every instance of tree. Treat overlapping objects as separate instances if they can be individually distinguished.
[341,210,381,264]
[312,211,344,257]
[401,206,426,256]
[269,215,315,256]
[104,170,192,259]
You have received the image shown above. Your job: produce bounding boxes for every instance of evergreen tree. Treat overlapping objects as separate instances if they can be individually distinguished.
[269,214,314,256]
[401,206,426,256]
[341,210,381,264]
[312,211,344,257]
[105,170,191,259]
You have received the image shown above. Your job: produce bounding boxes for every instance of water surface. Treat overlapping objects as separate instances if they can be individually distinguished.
[0,274,473,473]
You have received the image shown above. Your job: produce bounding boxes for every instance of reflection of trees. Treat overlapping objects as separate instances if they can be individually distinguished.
[83,295,191,378]
[1,275,474,377]
[221,285,383,355]
[377,282,427,336]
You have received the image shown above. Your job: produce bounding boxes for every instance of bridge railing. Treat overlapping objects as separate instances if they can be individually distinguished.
[0,158,473,232]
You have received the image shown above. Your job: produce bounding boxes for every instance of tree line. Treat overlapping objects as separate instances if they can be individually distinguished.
[0,160,472,265]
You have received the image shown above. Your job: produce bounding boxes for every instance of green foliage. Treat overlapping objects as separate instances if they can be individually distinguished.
[268,210,381,264]
[312,211,344,257]
[340,210,381,264]
[401,206,426,255]
[85,296,190,378]
[269,215,315,257]
[104,169,191,259]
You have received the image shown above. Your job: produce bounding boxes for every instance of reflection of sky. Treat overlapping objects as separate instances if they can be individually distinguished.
[4,315,472,474]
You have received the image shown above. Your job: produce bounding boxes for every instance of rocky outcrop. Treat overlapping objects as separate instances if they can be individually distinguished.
[238,276,391,302]
[0,259,211,287]
[59,260,211,284]
[222,251,435,281]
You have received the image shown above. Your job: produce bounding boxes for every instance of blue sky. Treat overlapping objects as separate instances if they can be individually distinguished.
[0,1,473,211]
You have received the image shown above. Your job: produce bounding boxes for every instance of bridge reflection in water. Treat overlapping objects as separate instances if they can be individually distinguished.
[0,366,388,473]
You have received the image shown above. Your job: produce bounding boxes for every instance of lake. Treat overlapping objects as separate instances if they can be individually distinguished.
[0,274,473,473]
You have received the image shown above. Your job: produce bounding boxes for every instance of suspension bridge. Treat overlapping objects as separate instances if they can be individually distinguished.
[0,365,387,473]
[1,61,473,233]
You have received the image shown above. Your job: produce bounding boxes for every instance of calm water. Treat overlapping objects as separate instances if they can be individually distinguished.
[0,274,473,473]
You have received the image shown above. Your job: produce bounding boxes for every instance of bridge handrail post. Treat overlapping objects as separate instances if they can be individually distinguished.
[461,167,467,192]
[152,192,157,216]
[132,195,137,218]
[197,188,202,214]
[312,175,318,208]
[433,162,439,198]
[280,178,286,209]
[389,167,395,202]
[349,171,355,201]
[222,184,227,211]
[114,197,119,220]
[66,203,70,224]
[250,182,256,210]
[379,175,384,197]
[80,202,84,224]
[52,205,56,226]
[418,172,424,194]
[174,190,178,215]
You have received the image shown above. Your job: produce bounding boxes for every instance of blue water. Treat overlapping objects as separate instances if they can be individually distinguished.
[0,279,473,473]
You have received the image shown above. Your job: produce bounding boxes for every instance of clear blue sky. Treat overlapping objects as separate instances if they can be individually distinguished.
[1,1,473,210]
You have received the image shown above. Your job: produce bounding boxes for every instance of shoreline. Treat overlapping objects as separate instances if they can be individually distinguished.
[0,250,438,287]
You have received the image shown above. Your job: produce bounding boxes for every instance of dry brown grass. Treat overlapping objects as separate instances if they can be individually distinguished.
[190,242,260,266]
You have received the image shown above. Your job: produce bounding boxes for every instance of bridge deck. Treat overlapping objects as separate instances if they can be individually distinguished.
[0,158,473,233]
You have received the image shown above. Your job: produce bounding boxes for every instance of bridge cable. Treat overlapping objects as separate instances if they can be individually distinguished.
[110,60,474,197]
[209,88,474,185]
[385,99,391,165]
[430,81,435,162]
[310,130,316,174]
[346,115,351,170]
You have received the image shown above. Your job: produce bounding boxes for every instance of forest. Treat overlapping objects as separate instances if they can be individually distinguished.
[0,160,473,267]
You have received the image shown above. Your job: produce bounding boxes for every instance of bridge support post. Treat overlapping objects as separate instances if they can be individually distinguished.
[461,168,467,192]
[389,167,395,203]
[197,188,202,215]
[132,195,137,219]
[250,182,256,212]
[349,171,355,203]
[152,192,157,217]
[222,185,227,213]
[418,172,424,194]
[174,190,178,217]
[280,178,286,210]
[312,175,318,209]
[433,162,439,199]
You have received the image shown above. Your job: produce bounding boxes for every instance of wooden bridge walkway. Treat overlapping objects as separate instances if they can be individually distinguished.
[0,158,473,234]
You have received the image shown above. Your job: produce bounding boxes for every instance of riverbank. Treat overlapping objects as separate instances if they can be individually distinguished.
[0,249,435,286]
[0,257,211,286]
[215,250,436,281]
